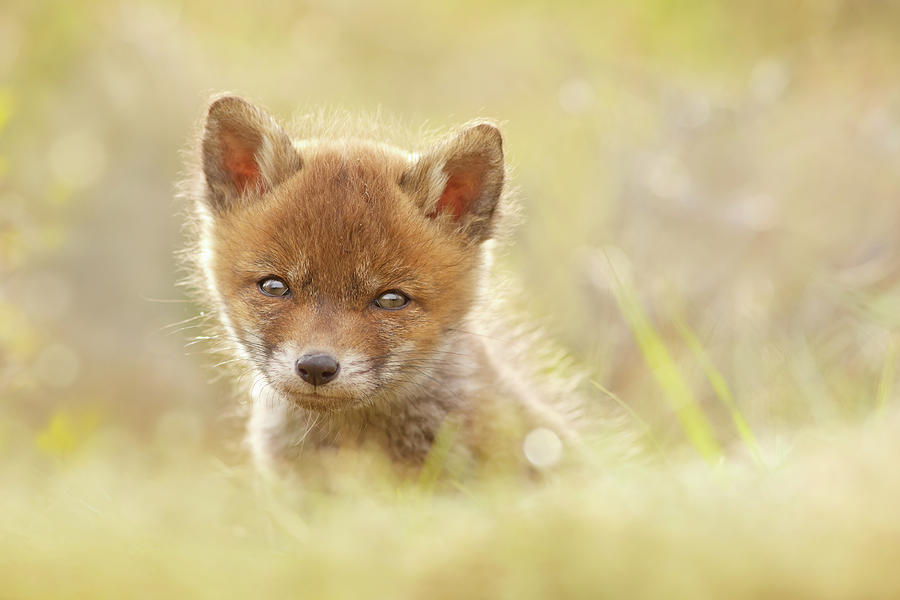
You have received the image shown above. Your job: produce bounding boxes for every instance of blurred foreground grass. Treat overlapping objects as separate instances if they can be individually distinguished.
[3,0,900,596]
[3,407,900,599]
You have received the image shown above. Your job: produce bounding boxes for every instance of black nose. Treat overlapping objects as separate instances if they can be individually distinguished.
[296,353,340,386]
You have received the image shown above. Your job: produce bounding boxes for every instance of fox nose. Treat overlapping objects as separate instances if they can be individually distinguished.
[296,353,340,386]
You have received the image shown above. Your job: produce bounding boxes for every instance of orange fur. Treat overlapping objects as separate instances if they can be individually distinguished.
[183,95,580,473]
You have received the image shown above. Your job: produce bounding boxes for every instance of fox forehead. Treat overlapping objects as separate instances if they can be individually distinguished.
[211,142,472,303]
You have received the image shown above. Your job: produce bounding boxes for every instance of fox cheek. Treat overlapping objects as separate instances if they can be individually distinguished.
[401,122,505,243]
[200,95,301,213]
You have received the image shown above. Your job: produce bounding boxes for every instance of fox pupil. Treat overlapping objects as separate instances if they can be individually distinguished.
[259,277,289,297]
[375,290,409,310]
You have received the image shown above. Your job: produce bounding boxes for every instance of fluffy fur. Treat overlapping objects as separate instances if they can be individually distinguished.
[180,94,580,473]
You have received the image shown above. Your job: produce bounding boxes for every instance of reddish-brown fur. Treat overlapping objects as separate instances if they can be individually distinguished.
[184,95,578,473]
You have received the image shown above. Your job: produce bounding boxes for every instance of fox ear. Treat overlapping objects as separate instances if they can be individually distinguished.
[402,122,505,242]
[200,95,301,212]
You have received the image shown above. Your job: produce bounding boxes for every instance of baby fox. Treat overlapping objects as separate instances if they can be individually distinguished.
[185,95,577,472]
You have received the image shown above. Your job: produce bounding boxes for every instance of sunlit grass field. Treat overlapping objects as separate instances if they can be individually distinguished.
[3,0,900,597]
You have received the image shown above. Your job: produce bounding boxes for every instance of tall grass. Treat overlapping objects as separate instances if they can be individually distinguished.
[3,0,900,596]
[3,405,900,598]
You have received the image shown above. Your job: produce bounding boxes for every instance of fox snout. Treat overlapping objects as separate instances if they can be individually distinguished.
[295,353,340,386]
[264,342,382,408]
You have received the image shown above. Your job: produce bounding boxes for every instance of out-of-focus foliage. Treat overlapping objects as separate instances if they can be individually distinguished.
[2,0,900,596]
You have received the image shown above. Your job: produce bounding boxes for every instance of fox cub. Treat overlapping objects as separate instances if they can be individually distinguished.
[185,95,578,473]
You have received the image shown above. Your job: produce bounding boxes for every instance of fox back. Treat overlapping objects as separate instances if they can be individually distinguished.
[184,96,577,472]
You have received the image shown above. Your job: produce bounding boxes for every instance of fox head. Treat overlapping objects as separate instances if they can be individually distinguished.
[193,96,505,412]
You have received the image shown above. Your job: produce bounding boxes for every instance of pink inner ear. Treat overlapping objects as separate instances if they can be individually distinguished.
[432,161,485,221]
[220,130,261,194]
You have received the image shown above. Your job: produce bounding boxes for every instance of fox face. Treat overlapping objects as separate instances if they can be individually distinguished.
[195,96,505,413]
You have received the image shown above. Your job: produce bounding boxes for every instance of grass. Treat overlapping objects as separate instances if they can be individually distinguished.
[3,0,900,596]
[672,312,763,466]
[601,250,722,463]
[3,406,900,599]
[4,267,899,597]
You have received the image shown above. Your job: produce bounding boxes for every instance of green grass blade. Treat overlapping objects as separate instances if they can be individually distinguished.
[417,419,461,493]
[590,379,669,461]
[876,339,898,414]
[672,314,764,467]
[603,253,722,462]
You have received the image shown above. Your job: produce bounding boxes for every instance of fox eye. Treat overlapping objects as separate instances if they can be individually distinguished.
[374,290,409,310]
[258,277,290,297]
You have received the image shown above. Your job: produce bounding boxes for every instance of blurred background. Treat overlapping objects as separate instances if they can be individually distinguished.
[2,0,900,460]
[5,2,900,596]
